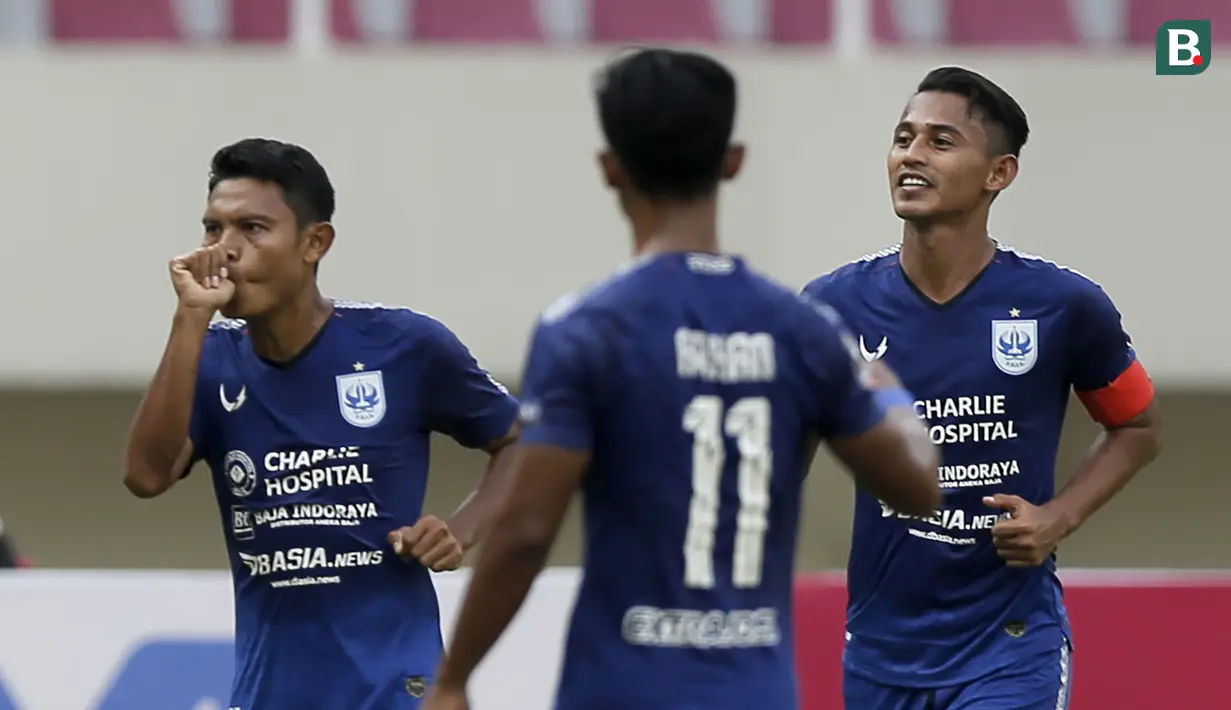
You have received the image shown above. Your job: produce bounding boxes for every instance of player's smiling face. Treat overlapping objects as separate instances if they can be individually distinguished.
[888,91,1014,222]
[202,178,324,319]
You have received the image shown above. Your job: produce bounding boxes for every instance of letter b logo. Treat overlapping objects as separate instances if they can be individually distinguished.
[1156,20,1211,75]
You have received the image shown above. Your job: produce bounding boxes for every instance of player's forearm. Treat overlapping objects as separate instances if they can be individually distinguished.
[1045,417,1162,537]
[446,440,518,551]
[436,530,550,690]
[831,405,942,518]
[878,408,943,515]
[124,307,212,495]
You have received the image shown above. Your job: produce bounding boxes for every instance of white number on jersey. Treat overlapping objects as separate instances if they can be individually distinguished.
[681,396,773,589]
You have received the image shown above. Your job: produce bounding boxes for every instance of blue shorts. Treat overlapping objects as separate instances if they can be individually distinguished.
[844,641,1073,710]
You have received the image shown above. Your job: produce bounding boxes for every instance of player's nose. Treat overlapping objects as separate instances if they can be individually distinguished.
[902,142,929,166]
[217,230,244,263]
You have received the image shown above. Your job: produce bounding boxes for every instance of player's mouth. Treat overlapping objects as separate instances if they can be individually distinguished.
[896,172,934,196]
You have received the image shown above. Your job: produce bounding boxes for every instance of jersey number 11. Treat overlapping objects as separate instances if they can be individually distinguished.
[682,395,773,590]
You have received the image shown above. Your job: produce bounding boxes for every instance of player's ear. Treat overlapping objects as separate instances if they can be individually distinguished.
[722,143,746,181]
[598,149,625,190]
[302,222,335,268]
[985,154,1018,194]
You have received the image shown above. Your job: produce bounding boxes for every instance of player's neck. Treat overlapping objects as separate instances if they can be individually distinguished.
[245,289,335,363]
[629,200,721,257]
[900,218,996,303]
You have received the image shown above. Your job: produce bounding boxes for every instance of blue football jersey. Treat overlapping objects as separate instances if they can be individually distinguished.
[517,252,890,710]
[188,301,519,710]
[803,244,1138,687]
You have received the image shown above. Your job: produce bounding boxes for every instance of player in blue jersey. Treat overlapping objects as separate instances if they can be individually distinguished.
[122,138,522,709]
[803,67,1164,710]
[422,48,941,710]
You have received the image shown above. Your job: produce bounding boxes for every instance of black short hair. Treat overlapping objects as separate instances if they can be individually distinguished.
[916,67,1029,157]
[595,47,736,201]
[208,138,335,226]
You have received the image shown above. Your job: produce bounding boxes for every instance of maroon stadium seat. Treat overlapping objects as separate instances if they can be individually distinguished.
[770,0,832,43]
[232,0,292,41]
[53,0,290,42]
[947,0,1077,45]
[414,0,541,40]
[591,0,720,42]
[52,0,183,40]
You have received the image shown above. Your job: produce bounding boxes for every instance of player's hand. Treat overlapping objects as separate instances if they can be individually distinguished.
[421,685,469,710]
[170,246,235,313]
[388,516,464,572]
[984,494,1066,567]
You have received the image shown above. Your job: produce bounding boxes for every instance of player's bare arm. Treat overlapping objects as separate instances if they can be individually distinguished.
[989,396,1161,568]
[123,246,234,498]
[427,443,586,707]
[389,421,522,571]
[829,360,942,517]
[444,421,523,549]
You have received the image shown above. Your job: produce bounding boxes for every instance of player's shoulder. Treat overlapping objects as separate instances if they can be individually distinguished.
[994,243,1115,306]
[800,243,902,299]
[538,252,799,326]
[196,318,247,380]
[330,299,468,351]
[535,256,663,330]
[332,298,432,327]
[203,317,249,352]
[738,261,847,329]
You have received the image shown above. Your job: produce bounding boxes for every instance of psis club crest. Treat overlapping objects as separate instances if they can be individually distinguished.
[991,320,1037,376]
[336,371,387,428]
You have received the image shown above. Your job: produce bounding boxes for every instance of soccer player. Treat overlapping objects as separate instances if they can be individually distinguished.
[422,48,941,710]
[803,67,1163,710]
[122,138,521,709]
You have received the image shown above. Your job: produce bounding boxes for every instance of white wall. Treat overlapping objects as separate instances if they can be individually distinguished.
[2,51,1217,384]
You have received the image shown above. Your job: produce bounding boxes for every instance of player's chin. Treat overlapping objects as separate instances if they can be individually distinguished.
[219,292,257,320]
[220,283,273,320]
[891,196,943,221]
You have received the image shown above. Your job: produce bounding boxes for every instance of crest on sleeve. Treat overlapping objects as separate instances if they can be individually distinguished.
[991,320,1038,375]
[335,371,387,428]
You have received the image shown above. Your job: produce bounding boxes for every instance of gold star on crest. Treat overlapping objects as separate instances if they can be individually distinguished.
[353,362,365,371]
[1009,308,1021,318]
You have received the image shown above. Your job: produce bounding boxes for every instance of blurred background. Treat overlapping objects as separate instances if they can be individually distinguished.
[0,0,1227,708]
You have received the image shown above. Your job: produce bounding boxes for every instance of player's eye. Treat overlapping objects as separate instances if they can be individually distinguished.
[242,222,266,234]
[932,135,955,148]
[892,134,912,147]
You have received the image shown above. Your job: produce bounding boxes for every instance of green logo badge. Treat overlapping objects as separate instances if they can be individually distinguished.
[1155,20,1211,75]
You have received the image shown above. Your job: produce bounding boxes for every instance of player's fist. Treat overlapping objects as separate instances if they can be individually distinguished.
[388,516,464,572]
[170,246,235,312]
[422,686,469,710]
[985,494,1066,567]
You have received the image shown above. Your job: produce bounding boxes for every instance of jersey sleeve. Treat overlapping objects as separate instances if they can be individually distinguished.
[516,318,596,452]
[799,272,835,302]
[183,330,221,476]
[185,378,210,473]
[797,296,889,439]
[419,318,520,449]
[1067,281,1154,426]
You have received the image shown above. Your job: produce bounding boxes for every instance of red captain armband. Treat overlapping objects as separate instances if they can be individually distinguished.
[1076,360,1155,427]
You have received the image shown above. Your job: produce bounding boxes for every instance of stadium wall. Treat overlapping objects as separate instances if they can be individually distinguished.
[0,389,1222,570]
[0,51,1219,386]
[0,568,1226,709]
